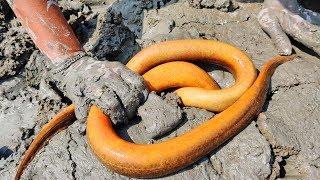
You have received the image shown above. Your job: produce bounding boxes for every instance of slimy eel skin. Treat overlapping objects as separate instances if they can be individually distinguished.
[15,40,295,179]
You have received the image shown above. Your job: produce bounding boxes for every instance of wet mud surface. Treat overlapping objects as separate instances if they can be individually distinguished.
[0,0,320,179]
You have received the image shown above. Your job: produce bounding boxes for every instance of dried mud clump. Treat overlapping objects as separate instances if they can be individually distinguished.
[84,9,138,62]
[0,27,35,79]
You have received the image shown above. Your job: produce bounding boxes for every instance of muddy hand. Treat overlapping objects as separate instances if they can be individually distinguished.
[9,0,148,125]
[258,0,320,55]
[51,53,148,125]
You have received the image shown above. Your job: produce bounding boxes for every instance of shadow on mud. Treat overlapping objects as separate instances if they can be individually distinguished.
[0,146,14,159]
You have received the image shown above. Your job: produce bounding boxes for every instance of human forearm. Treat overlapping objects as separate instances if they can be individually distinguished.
[8,0,82,63]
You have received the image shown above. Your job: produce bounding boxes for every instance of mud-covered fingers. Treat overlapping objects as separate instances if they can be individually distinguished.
[277,9,320,55]
[64,74,88,121]
[107,61,149,118]
[73,97,90,133]
[87,84,127,125]
[69,73,127,125]
[109,62,148,94]
[62,75,90,133]
[64,59,142,124]
[100,67,138,119]
[73,97,90,122]
[258,8,292,55]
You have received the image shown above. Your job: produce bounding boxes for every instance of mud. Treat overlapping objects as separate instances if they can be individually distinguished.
[138,92,182,139]
[257,54,320,179]
[1,0,320,179]
[0,19,35,79]
[83,8,140,63]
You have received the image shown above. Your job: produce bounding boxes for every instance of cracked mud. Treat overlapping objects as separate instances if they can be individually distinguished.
[1,0,320,179]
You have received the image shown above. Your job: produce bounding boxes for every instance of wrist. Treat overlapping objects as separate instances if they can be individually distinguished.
[49,51,87,92]
[51,51,87,75]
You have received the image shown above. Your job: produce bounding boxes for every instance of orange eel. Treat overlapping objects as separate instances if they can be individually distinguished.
[15,40,295,179]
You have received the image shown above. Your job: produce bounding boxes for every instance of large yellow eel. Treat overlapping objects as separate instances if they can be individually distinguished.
[15,40,295,179]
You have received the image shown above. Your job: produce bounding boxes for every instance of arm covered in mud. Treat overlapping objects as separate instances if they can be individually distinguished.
[258,0,320,55]
[8,0,148,124]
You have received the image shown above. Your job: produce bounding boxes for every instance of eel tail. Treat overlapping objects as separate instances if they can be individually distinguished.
[15,105,76,180]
